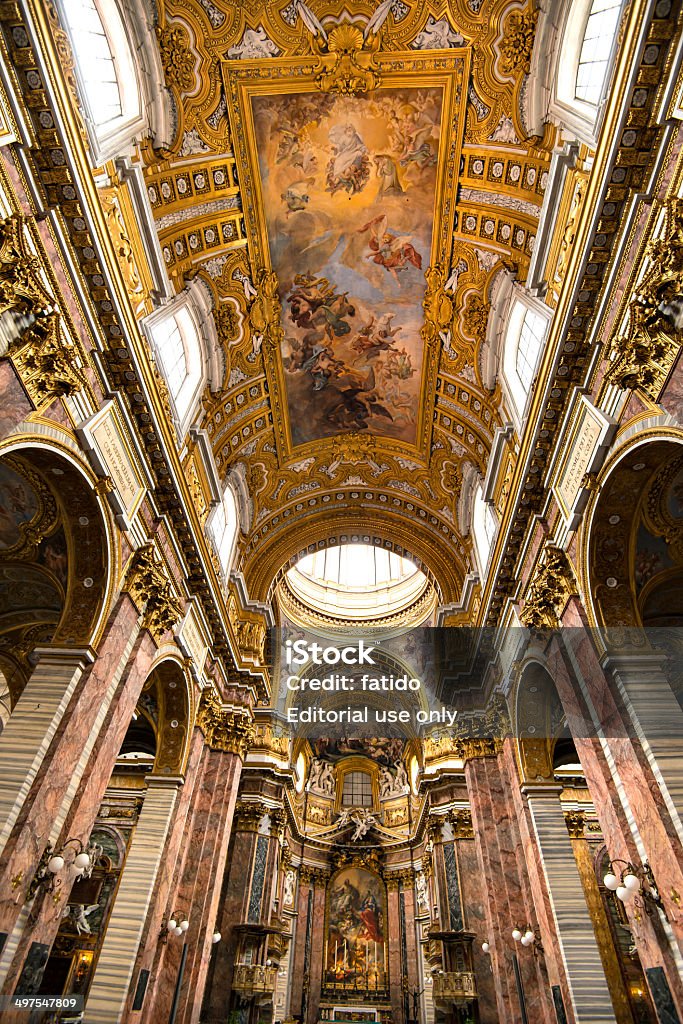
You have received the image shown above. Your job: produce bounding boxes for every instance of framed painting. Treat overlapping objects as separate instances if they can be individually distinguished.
[223,43,469,457]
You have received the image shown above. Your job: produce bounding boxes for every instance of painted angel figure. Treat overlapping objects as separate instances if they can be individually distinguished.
[357,215,422,283]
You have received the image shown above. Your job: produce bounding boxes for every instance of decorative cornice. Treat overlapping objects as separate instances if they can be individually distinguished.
[123,544,183,644]
[520,546,578,630]
[196,688,254,758]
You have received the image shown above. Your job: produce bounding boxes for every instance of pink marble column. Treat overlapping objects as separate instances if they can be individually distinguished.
[306,876,327,1024]
[402,879,419,998]
[548,611,683,1015]
[0,595,152,981]
[123,727,207,1021]
[386,881,404,1024]
[289,872,313,1018]
[202,813,262,1023]
[0,619,155,998]
[502,741,576,1022]
[171,746,244,1023]
[465,752,556,1024]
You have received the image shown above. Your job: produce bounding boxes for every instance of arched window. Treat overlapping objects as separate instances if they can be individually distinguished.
[209,485,238,574]
[502,298,550,421]
[342,771,373,807]
[553,0,623,141]
[525,0,624,145]
[56,0,174,161]
[574,0,622,106]
[148,306,203,431]
[472,484,498,576]
[60,0,142,157]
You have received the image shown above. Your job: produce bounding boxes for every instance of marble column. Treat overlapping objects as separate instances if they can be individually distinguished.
[0,622,155,994]
[122,728,206,1022]
[548,613,683,1016]
[0,647,93,855]
[524,785,614,1022]
[289,871,313,1019]
[465,751,556,1024]
[306,873,327,1024]
[84,777,181,1023]
[202,804,264,1023]
[0,596,146,962]
[604,652,683,843]
[167,745,244,1024]
[386,879,404,1024]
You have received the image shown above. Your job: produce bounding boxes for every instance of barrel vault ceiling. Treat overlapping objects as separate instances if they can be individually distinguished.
[138,0,554,607]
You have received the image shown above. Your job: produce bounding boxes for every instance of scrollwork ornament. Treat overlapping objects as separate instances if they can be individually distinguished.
[605,198,683,400]
[314,25,381,96]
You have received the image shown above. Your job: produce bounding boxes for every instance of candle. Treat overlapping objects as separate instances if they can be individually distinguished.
[335,939,338,966]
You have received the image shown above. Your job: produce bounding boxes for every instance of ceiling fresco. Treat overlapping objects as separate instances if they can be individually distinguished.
[140,0,554,605]
[252,87,443,445]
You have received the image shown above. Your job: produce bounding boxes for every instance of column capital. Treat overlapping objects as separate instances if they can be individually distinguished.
[123,544,183,645]
[196,687,254,758]
[520,546,578,630]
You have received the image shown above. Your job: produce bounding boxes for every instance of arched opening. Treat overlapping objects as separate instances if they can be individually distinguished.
[0,444,111,714]
[282,542,433,624]
[586,436,683,628]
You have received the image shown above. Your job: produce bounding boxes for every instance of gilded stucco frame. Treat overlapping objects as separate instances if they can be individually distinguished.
[222,48,470,460]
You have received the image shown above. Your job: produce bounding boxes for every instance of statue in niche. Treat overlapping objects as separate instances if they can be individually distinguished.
[309,757,335,795]
[283,869,296,907]
[415,871,429,911]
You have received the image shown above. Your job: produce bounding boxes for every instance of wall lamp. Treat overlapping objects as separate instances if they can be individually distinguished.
[603,859,664,917]
[25,839,95,901]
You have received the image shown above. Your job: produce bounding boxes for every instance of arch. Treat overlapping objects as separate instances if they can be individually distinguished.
[583,430,683,628]
[143,652,194,776]
[242,507,465,606]
[515,658,568,784]
[0,435,115,653]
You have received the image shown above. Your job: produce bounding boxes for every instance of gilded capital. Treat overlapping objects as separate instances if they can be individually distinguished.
[124,544,183,644]
[448,809,474,840]
[564,809,586,839]
[234,801,266,831]
[196,688,254,759]
[520,546,578,630]
[605,198,683,401]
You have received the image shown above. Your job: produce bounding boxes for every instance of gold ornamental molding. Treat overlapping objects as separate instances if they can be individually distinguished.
[124,544,183,644]
[605,197,683,401]
[313,24,381,96]
[196,688,255,759]
[520,546,578,630]
[0,216,89,410]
